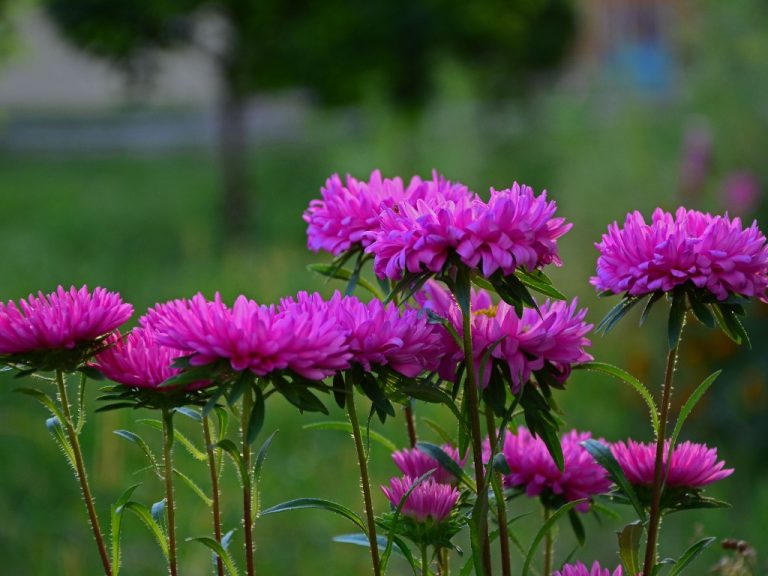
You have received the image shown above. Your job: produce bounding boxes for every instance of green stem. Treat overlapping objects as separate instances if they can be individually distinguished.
[55,370,112,576]
[460,290,493,576]
[405,401,418,447]
[485,410,511,576]
[438,548,449,576]
[242,390,256,576]
[422,544,430,576]
[162,408,178,576]
[346,374,382,576]
[543,506,553,576]
[203,415,225,576]
[642,343,680,575]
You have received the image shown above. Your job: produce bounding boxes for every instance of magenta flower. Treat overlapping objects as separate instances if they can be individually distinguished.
[93,327,208,391]
[329,294,442,377]
[392,445,465,485]
[304,170,425,255]
[149,291,351,380]
[0,285,132,361]
[592,207,768,301]
[495,428,610,512]
[552,561,623,576]
[367,182,570,280]
[611,439,733,489]
[381,476,459,523]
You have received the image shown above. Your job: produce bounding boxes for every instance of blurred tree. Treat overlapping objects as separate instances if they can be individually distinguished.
[44,0,575,247]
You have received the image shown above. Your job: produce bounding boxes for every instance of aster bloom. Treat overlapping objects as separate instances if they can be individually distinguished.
[304,170,426,256]
[592,207,768,301]
[611,439,733,490]
[149,291,351,381]
[381,476,460,523]
[92,327,209,392]
[329,294,442,377]
[497,428,610,512]
[552,561,623,576]
[392,445,466,485]
[367,182,570,281]
[0,285,133,370]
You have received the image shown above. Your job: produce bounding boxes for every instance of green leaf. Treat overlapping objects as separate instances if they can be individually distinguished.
[514,268,566,300]
[110,483,141,576]
[668,288,687,350]
[688,294,715,328]
[416,441,473,490]
[617,521,643,576]
[114,430,161,477]
[521,386,564,471]
[522,499,587,576]
[252,430,279,516]
[454,267,472,316]
[226,371,252,407]
[46,416,76,470]
[568,509,586,546]
[174,406,202,422]
[482,360,507,417]
[303,421,396,452]
[668,370,722,457]
[666,537,717,576]
[214,406,229,441]
[333,534,417,574]
[160,364,214,388]
[713,303,751,347]
[217,439,249,488]
[358,372,394,423]
[274,376,329,415]
[187,537,241,576]
[639,291,663,326]
[307,263,384,299]
[247,387,265,445]
[581,439,646,521]
[260,498,367,533]
[398,384,465,428]
[420,417,454,445]
[490,271,539,316]
[492,452,511,475]
[174,468,212,507]
[596,295,642,335]
[14,387,66,423]
[332,372,346,410]
[123,501,169,559]
[574,362,659,435]
[137,419,207,461]
[203,386,225,417]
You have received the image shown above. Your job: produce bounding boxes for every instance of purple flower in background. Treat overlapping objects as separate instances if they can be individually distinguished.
[611,439,733,489]
[0,285,132,356]
[392,445,465,485]
[552,561,623,576]
[592,207,768,301]
[93,327,208,391]
[330,294,442,377]
[381,476,460,523]
[304,170,424,256]
[150,291,351,380]
[368,181,570,280]
[722,171,761,215]
[495,427,610,512]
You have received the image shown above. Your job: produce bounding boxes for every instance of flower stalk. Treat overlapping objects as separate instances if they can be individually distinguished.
[203,414,226,576]
[55,369,113,576]
[543,506,553,576]
[485,409,511,576]
[346,373,382,576]
[241,389,256,576]
[162,407,178,576]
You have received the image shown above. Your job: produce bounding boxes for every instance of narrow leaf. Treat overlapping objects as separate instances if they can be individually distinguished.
[260,498,367,533]
[307,263,384,299]
[247,387,265,445]
[667,537,717,576]
[522,499,587,576]
[114,430,161,477]
[187,536,241,576]
[174,468,213,507]
[303,421,396,452]
[581,439,646,521]
[123,501,169,559]
[668,370,722,455]
[617,521,643,576]
[416,441,473,489]
[668,288,687,350]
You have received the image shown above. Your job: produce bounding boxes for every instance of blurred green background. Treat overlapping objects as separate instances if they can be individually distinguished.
[1,0,767,574]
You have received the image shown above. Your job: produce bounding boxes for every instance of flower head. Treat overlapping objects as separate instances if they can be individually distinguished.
[592,207,768,301]
[611,439,733,490]
[392,445,466,485]
[496,428,610,512]
[0,285,133,370]
[149,291,351,380]
[381,476,459,523]
[552,561,623,576]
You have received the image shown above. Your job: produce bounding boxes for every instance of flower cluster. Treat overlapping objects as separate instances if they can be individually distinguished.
[611,439,733,490]
[592,207,768,301]
[391,445,465,485]
[552,561,623,576]
[368,182,571,280]
[416,282,592,390]
[381,475,459,524]
[492,427,610,512]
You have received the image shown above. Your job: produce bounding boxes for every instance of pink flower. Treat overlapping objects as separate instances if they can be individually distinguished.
[611,439,733,489]
[592,207,768,301]
[552,561,623,576]
[0,285,132,355]
[304,170,425,255]
[496,428,610,512]
[381,476,459,523]
[149,292,351,380]
[367,182,570,280]
[329,294,443,377]
[391,445,465,485]
[93,327,208,390]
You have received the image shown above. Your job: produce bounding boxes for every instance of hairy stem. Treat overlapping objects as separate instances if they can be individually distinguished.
[346,374,381,576]
[162,408,178,576]
[405,401,418,447]
[485,410,511,576]
[438,548,450,576]
[422,544,430,576]
[55,370,112,576]
[203,415,225,576]
[461,295,493,576]
[242,389,256,576]
[642,343,680,575]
